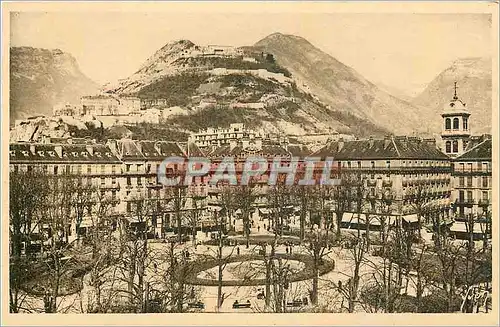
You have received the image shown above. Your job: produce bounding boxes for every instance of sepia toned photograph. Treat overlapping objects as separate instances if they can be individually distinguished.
[1,1,498,326]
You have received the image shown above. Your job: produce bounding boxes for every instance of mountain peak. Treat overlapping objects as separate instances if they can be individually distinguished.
[255,33,310,47]
[159,39,195,50]
[9,46,98,124]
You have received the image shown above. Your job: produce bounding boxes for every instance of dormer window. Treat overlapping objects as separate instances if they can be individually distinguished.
[106,153,112,157]
[48,151,55,157]
[22,151,29,157]
[9,150,15,157]
[72,152,78,157]
[38,151,45,157]
[82,152,88,157]
[96,153,102,157]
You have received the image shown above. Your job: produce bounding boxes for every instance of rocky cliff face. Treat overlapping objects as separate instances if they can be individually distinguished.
[9,47,99,124]
[254,33,434,136]
[412,57,492,134]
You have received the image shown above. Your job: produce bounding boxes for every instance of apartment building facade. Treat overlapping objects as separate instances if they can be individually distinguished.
[313,135,453,230]
[450,136,492,239]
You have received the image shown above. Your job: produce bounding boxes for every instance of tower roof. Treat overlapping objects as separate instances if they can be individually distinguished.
[443,82,469,114]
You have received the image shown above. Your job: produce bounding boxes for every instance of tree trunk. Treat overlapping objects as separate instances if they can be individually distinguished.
[177,210,182,244]
[300,210,306,243]
[265,258,271,308]
[217,238,223,311]
[311,264,319,305]
[336,212,342,240]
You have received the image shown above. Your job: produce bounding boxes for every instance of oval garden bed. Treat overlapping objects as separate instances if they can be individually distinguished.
[184,253,334,286]
[203,234,302,247]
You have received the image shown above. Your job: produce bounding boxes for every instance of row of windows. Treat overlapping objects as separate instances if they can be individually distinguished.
[457,176,490,188]
[458,190,489,202]
[340,160,447,169]
[444,140,467,153]
[10,163,164,175]
[454,162,491,172]
[444,117,468,131]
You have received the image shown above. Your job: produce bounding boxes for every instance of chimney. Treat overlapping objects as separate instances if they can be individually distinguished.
[384,135,392,149]
[30,144,36,154]
[86,145,94,156]
[154,141,162,155]
[255,138,263,151]
[241,139,250,149]
[107,139,118,156]
[338,137,345,151]
[368,136,374,148]
[424,138,436,148]
[229,139,238,151]
[55,145,63,158]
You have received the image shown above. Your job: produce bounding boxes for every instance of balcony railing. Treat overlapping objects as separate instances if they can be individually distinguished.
[100,183,120,190]
[456,199,475,206]
[453,168,492,175]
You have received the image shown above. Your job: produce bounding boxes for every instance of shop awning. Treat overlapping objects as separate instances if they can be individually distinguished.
[402,214,419,223]
[341,213,382,226]
[450,222,488,234]
[79,220,93,228]
[342,213,403,226]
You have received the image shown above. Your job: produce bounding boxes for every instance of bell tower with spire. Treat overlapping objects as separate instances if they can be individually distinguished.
[440,82,471,157]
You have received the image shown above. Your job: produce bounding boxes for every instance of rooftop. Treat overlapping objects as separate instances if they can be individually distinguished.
[455,138,492,161]
[313,136,449,160]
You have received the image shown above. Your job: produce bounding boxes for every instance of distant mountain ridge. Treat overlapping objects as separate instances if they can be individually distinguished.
[412,57,492,134]
[11,36,491,140]
[9,46,99,124]
[106,38,390,138]
[253,33,434,135]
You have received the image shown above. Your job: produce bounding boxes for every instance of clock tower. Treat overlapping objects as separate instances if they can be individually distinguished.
[441,82,471,157]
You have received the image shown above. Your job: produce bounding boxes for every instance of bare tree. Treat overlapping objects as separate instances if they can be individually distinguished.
[331,234,368,313]
[116,192,160,312]
[292,185,314,243]
[405,184,429,239]
[84,188,121,313]
[233,185,257,246]
[428,209,463,312]
[9,167,48,313]
[304,225,334,306]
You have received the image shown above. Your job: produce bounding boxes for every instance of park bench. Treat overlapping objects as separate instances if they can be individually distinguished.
[187,301,205,309]
[232,300,251,309]
[286,297,308,307]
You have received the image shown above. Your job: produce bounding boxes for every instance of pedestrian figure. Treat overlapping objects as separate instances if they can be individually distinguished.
[286,247,289,254]
[290,245,293,254]
[264,224,266,230]
[258,226,261,232]
[237,247,240,255]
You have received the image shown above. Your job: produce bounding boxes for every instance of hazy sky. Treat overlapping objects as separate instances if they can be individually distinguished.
[10,12,492,95]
